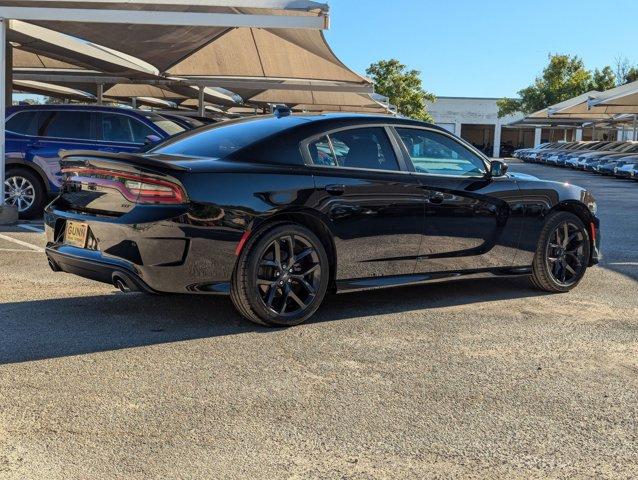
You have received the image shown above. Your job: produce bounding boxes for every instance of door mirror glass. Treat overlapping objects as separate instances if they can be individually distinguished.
[489,160,508,177]
[145,134,162,145]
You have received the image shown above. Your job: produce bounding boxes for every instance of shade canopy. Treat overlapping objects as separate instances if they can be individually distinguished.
[3,0,371,110]
[587,80,638,114]
[13,79,96,101]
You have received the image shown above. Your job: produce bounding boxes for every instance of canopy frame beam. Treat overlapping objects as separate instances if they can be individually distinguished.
[0,6,328,29]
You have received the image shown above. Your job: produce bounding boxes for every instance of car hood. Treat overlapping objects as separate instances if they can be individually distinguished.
[507,171,539,181]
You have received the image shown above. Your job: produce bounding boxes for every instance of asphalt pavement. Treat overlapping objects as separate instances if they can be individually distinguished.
[0,161,636,479]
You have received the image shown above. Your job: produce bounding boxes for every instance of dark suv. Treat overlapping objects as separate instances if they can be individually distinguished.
[4,105,185,218]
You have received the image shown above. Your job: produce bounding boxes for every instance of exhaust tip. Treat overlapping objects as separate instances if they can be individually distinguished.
[48,258,61,272]
[112,272,139,293]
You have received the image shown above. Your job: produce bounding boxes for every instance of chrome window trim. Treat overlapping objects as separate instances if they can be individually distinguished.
[300,123,410,174]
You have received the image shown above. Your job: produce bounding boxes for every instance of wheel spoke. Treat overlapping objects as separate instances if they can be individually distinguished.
[565,263,576,275]
[273,240,282,267]
[279,284,290,314]
[265,284,277,307]
[288,290,307,309]
[562,223,569,247]
[260,259,278,268]
[296,278,316,295]
[283,236,295,263]
[295,264,319,277]
[257,278,273,286]
[293,248,313,265]
[547,256,558,264]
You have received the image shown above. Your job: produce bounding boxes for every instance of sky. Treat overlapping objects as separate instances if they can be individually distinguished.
[325,0,637,98]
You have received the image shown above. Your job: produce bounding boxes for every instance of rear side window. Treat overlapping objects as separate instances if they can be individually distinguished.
[6,111,39,136]
[42,111,93,140]
[307,127,400,171]
[97,112,156,144]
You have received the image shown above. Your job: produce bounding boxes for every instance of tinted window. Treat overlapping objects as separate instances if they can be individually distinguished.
[6,111,39,136]
[42,111,93,140]
[308,135,337,166]
[98,112,155,143]
[151,117,299,158]
[141,112,185,136]
[308,127,399,171]
[396,128,486,177]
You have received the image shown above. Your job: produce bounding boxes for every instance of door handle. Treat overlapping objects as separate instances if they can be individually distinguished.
[428,191,445,204]
[28,141,42,148]
[324,184,346,195]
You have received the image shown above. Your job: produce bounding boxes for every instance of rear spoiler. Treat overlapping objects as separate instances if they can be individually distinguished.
[59,149,189,172]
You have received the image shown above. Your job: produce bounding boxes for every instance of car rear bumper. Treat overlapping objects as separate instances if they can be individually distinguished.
[44,205,239,295]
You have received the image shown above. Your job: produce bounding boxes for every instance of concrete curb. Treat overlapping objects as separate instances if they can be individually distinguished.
[0,205,18,225]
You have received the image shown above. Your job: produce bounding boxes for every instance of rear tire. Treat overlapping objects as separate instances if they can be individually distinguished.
[530,211,590,293]
[4,167,46,220]
[231,224,330,327]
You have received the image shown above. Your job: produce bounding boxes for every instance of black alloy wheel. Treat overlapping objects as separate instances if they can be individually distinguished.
[530,211,590,292]
[231,224,329,326]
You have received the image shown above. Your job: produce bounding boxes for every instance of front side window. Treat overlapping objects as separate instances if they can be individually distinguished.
[307,127,400,171]
[42,111,93,140]
[396,128,486,177]
[97,113,156,144]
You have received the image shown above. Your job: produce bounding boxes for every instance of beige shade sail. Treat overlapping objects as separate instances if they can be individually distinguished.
[8,20,159,77]
[13,47,79,69]
[247,89,382,109]
[13,79,96,101]
[586,80,638,114]
[104,84,187,100]
[1,1,330,73]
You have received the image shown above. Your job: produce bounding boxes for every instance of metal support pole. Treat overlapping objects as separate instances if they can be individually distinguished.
[96,83,103,105]
[198,86,205,117]
[633,115,637,141]
[131,97,137,109]
[0,18,6,208]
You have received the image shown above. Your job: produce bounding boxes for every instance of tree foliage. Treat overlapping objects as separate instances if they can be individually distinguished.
[366,59,436,122]
[614,56,638,85]
[497,54,621,118]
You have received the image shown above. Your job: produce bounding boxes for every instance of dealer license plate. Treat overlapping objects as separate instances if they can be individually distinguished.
[65,221,88,248]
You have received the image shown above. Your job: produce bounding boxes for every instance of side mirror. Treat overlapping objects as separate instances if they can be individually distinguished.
[489,160,508,177]
[145,134,161,145]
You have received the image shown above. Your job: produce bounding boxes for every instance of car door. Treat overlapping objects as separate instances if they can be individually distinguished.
[391,126,525,273]
[94,112,161,154]
[303,125,426,280]
[26,110,97,191]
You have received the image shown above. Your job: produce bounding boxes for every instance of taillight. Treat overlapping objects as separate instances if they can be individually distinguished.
[62,167,186,205]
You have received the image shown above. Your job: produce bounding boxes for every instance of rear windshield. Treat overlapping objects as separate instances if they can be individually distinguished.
[141,112,185,136]
[150,116,298,158]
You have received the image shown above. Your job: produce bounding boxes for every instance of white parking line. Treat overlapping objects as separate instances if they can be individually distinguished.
[17,224,45,233]
[0,248,42,253]
[607,262,638,266]
[0,233,45,252]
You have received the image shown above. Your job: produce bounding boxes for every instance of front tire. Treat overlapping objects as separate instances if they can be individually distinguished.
[231,224,330,327]
[530,211,591,292]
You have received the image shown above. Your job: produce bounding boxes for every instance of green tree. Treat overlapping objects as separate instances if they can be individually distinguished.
[589,66,616,91]
[497,54,613,117]
[366,59,436,121]
[623,66,638,84]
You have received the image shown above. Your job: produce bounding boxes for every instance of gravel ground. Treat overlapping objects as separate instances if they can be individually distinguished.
[0,161,636,479]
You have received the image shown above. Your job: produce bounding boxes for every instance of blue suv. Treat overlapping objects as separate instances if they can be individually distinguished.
[4,105,186,218]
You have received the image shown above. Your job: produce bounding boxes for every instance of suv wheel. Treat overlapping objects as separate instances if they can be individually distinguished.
[4,168,46,219]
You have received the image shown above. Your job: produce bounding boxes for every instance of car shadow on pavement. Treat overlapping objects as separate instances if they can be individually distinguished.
[0,276,545,365]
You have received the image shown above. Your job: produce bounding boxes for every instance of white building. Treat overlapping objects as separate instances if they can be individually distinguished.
[426,97,526,158]
[426,96,625,157]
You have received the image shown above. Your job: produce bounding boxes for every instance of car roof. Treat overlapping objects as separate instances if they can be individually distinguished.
[7,104,153,116]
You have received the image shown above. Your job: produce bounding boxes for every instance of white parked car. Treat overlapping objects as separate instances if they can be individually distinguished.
[614,160,638,179]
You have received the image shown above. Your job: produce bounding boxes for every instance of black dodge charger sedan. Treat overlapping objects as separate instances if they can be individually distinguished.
[44,113,601,326]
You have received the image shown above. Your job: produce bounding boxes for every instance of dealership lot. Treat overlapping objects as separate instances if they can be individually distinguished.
[0,161,636,479]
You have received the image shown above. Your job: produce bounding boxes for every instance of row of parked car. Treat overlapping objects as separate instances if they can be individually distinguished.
[513,140,638,180]
[3,104,217,219]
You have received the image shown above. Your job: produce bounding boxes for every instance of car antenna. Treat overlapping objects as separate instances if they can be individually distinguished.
[272,104,291,118]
